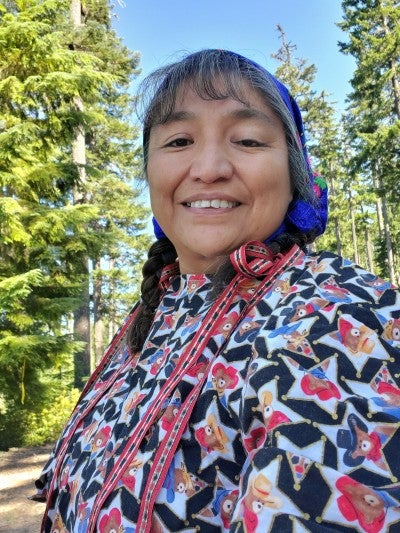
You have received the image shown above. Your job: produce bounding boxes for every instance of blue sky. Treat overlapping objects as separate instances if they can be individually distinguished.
[112,0,355,113]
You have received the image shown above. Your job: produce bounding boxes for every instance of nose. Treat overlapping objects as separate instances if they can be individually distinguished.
[189,141,234,183]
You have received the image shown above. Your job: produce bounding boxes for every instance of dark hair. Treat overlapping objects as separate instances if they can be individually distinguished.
[129,49,316,352]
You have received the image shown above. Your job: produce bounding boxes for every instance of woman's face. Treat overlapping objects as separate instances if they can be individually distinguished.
[147,82,293,273]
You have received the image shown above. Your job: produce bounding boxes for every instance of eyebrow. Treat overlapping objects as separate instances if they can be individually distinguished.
[161,110,195,124]
[161,107,276,126]
[229,107,276,125]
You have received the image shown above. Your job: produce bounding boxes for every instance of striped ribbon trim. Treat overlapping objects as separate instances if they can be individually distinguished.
[158,262,180,291]
[87,264,249,529]
[231,240,279,278]
[43,243,303,532]
[135,244,302,531]
[40,304,141,532]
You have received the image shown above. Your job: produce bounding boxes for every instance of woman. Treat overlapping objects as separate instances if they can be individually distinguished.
[35,50,400,532]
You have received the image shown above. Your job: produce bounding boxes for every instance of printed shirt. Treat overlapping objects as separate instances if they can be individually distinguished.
[36,246,400,532]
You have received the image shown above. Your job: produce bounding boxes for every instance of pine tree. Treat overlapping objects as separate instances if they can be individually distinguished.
[338,0,400,283]
[271,26,354,259]
[0,0,149,448]
[67,0,150,369]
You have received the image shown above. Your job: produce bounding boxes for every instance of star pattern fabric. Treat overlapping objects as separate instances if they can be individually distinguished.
[36,248,400,532]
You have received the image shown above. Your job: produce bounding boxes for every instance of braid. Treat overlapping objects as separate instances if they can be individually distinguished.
[128,238,177,352]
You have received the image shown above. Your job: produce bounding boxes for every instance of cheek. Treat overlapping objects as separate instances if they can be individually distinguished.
[147,156,180,210]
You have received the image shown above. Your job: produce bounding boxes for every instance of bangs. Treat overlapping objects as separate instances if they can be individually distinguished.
[138,51,255,130]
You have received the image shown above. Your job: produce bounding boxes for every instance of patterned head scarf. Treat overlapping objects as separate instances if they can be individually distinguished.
[151,51,328,242]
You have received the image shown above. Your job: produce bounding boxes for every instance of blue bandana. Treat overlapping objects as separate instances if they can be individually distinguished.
[151,52,328,242]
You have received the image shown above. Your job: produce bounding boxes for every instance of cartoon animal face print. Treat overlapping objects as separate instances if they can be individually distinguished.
[221,491,239,525]
[300,370,341,401]
[234,318,263,343]
[284,329,314,357]
[320,276,351,302]
[77,499,89,521]
[126,458,142,478]
[98,508,123,533]
[123,392,145,418]
[174,465,193,494]
[333,317,375,355]
[358,273,391,297]
[90,426,111,452]
[50,513,68,533]
[149,348,170,375]
[187,274,207,293]
[198,424,224,451]
[308,257,328,274]
[337,413,395,470]
[161,403,180,430]
[272,279,296,297]
[243,474,282,516]
[216,313,239,338]
[244,426,267,452]
[372,368,400,408]
[287,303,309,321]
[211,363,239,396]
[195,415,229,453]
[353,428,374,458]
[336,477,385,533]
[282,298,330,324]
[260,391,290,431]
[383,319,400,343]
[236,279,259,300]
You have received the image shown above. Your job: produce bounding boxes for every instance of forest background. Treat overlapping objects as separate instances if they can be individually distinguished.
[0,0,398,450]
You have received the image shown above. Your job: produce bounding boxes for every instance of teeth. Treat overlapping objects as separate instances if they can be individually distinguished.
[187,199,238,208]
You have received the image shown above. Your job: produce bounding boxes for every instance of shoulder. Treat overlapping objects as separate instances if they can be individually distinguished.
[263,250,399,355]
[297,250,398,308]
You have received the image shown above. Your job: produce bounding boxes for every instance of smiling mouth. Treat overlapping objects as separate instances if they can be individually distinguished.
[184,200,240,208]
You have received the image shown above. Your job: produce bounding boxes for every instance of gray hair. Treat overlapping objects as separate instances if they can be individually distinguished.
[137,49,313,204]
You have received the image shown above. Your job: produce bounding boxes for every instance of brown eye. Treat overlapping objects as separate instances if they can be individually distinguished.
[167,138,192,147]
[237,139,264,147]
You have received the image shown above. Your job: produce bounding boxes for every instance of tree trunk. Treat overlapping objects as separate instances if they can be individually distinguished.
[349,194,359,265]
[374,165,396,284]
[372,173,384,236]
[71,0,91,387]
[364,227,374,273]
[70,0,83,27]
[108,257,118,341]
[93,259,106,365]
[381,10,400,119]
[73,262,91,388]
[380,192,396,284]
[329,173,342,256]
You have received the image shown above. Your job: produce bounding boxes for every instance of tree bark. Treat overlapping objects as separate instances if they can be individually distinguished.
[329,172,342,256]
[71,0,91,387]
[364,227,374,273]
[372,173,384,237]
[349,193,359,265]
[93,260,106,365]
[108,257,118,341]
[380,191,396,284]
[381,10,400,119]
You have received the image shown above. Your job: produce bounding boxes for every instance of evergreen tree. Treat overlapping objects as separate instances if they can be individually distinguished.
[0,0,149,448]
[68,0,150,371]
[338,0,400,282]
[271,26,353,259]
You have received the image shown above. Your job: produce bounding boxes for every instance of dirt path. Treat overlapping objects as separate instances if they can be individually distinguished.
[0,444,54,532]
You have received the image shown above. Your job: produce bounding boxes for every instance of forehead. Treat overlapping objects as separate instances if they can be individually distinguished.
[164,80,282,127]
[174,78,264,109]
